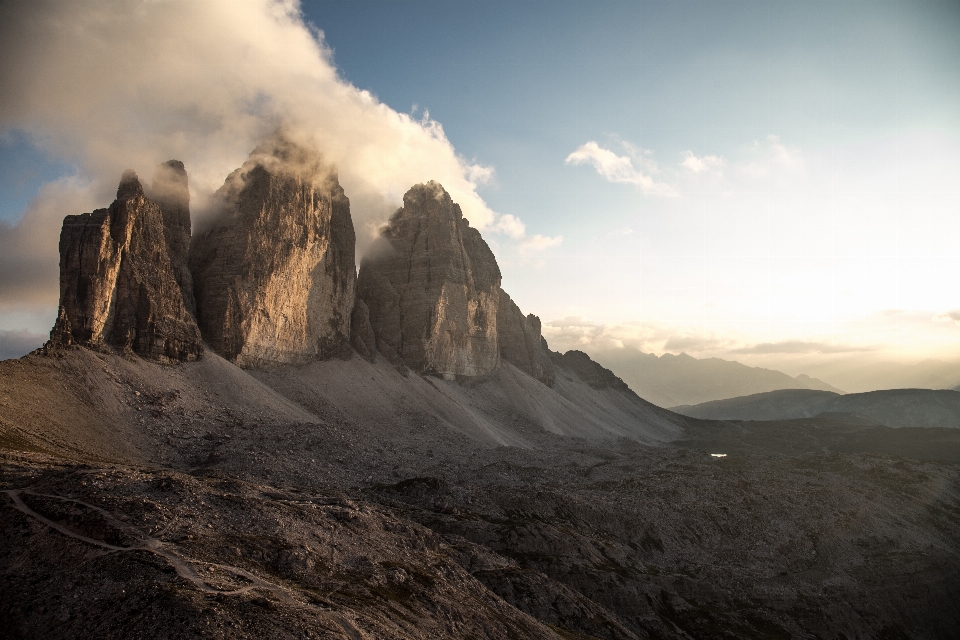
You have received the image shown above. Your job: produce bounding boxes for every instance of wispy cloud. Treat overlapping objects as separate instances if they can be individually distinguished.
[731,340,876,355]
[680,151,726,174]
[542,317,729,356]
[567,134,806,197]
[933,310,960,325]
[662,334,727,353]
[565,141,676,196]
[0,0,557,321]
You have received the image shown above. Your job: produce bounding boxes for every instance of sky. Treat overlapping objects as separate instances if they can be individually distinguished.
[1,0,959,388]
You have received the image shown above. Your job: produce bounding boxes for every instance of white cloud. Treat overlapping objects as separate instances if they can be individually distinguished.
[542,317,690,355]
[766,134,803,167]
[565,141,676,196]
[730,340,877,355]
[933,310,960,325]
[520,233,563,252]
[680,151,726,174]
[0,0,552,317]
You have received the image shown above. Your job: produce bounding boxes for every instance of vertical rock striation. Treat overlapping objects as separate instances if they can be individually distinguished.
[357,182,501,378]
[350,298,377,362]
[150,160,195,316]
[189,136,356,367]
[496,290,555,386]
[49,170,202,362]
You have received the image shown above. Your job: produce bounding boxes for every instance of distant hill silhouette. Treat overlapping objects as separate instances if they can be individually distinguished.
[588,349,842,407]
[674,388,960,429]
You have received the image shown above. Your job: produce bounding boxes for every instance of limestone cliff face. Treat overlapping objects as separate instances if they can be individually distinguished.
[149,160,195,316]
[496,290,555,386]
[49,171,202,362]
[190,138,356,367]
[357,182,501,377]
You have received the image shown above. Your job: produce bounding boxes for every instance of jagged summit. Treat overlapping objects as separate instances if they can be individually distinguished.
[49,169,202,363]
[357,181,502,378]
[497,289,555,386]
[45,148,629,406]
[150,159,195,316]
[357,181,557,385]
[189,135,356,367]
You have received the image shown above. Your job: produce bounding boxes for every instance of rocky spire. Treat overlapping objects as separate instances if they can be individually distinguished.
[49,169,202,362]
[356,182,502,378]
[150,160,195,316]
[189,135,356,367]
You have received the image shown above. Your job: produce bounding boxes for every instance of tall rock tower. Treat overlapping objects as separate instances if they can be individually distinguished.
[357,182,501,378]
[49,170,202,362]
[150,160,195,316]
[189,136,356,367]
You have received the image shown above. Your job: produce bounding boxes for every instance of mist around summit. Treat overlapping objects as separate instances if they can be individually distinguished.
[1,1,959,638]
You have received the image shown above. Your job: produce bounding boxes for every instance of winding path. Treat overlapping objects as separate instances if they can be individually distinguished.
[3,488,369,639]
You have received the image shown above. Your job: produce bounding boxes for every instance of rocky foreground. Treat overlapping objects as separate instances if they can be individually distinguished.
[1,347,959,640]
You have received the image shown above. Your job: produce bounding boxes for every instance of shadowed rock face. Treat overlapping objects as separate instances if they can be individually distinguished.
[49,171,202,362]
[497,290,555,386]
[190,137,356,367]
[358,182,501,377]
[150,160,195,316]
[556,350,632,392]
[350,297,377,362]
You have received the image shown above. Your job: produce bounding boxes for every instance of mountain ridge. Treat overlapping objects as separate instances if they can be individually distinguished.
[584,348,843,407]
[673,387,960,429]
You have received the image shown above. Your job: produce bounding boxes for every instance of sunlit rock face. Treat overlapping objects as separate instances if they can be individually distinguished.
[190,137,356,367]
[496,290,555,386]
[50,170,202,362]
[358,182,501,378]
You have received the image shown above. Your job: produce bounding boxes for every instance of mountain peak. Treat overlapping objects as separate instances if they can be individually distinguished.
[357,181,501,377]
[116,169,144,200]
[189,139,355,367]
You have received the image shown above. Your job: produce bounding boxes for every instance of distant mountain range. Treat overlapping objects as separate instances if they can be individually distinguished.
[673,388,960,429]
[794,357,960,394]
[588,350,842,408]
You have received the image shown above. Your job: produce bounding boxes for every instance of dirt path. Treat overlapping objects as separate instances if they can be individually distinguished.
[3,488,370,639]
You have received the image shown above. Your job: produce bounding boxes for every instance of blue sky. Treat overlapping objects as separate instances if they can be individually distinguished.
[308,0,960,365]
[1,0,959,381]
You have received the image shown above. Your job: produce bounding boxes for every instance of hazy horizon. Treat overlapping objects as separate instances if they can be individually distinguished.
[1,0,958,392]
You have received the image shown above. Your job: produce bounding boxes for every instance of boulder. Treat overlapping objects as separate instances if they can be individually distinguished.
[189,136,356,367]
[49,170,202,362]
[357,182,500,377]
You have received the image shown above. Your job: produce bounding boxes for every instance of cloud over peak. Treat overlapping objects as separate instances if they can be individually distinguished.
[0,0,558,314]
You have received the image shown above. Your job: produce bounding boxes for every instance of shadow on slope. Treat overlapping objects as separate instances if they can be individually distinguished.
[251,356,683,450]
[679,415,960,463]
